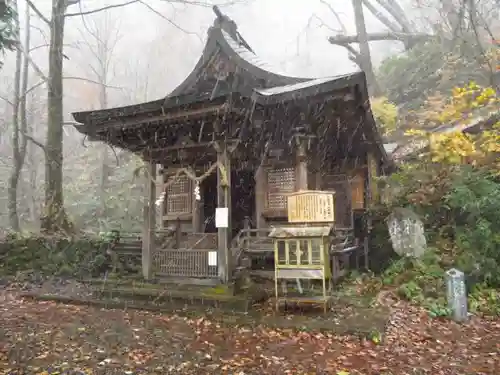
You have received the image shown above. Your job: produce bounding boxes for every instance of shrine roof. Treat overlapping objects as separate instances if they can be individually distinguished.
[72,6,363,127]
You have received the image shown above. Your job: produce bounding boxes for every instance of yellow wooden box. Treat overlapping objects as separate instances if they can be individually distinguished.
[287,190,335,223]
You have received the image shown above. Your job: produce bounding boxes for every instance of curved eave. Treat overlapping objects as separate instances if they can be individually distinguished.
[251,72,363,105]
[72,98,164,125]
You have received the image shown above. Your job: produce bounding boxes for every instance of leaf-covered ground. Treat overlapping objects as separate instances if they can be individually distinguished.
[0,294,499,375]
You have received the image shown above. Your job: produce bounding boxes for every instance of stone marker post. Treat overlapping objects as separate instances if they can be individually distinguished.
[446,268,468,322]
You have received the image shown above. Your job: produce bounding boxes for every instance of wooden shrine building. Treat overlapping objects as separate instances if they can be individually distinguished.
[72,7,390,284]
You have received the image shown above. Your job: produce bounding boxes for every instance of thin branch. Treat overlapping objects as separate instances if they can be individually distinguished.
[362,0,401,33]
[374,0,412,33]
[309,14,343,34]
[319,0,348,34]
[0,75,122,109]
[29,43,75,53]
[0,94,13,106]
[64,0,140,17]
[328,31,431,44]
[16,43,48,81]
[22,131,46,153]
[25,0,51,25]
[30,25,50,46]
[138,0,202,40]
[62,76,123,90]
[0,80,45,107]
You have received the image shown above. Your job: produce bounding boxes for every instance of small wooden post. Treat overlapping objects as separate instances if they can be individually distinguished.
[175,217,181,249]
[295,136,308,191]
[142,160,156,280]
[216,141,231,283]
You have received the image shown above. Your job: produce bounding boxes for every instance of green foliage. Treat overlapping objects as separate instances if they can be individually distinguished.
[468,284,500,316]
[0,0,16,68]
[374,161,500,317]
[383,250,446,299]
[385,165,500,280]
[0,232,111,279]
[370,96,398,137]
[445,169,500,285]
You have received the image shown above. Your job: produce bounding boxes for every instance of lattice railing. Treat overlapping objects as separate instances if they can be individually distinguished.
[165,174,192,216]
[152,248,218,278]
[266,167,296,210]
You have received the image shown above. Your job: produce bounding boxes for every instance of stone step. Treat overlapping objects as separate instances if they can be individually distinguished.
[90,282,267,313]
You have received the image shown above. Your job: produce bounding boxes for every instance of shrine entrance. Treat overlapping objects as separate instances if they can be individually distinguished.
[202,173,217,233]
[201,169,256,238]
[231,169,255,238]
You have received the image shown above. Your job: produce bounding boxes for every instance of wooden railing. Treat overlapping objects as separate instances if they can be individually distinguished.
[231,228,273,268]
[152,248,218,278]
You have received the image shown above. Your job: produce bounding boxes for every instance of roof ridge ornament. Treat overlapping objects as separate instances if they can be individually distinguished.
[212,5,253,52]
[212,6,238,37]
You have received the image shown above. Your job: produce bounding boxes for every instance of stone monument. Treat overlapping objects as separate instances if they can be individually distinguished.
[446,268,468,322]
[387,207,427,258]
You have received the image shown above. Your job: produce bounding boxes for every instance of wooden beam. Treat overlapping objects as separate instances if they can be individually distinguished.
[141,141,216,156]
[94,104,235,130]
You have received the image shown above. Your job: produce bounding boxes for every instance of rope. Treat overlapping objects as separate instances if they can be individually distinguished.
[163,162,228,188]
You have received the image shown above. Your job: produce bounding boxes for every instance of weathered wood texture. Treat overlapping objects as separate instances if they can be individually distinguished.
[142,161,156,280]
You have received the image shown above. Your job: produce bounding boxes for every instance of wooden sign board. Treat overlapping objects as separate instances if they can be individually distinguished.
[287,190,335,223]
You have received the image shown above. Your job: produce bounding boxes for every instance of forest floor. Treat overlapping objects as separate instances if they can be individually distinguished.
[0,291,499,375]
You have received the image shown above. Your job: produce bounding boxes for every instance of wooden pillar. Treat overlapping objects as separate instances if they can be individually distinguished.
[295,136,308,191]
[216,141,231,283]
[191,169,203,232]
[254,165,266,230]
[142,159,156,280]
[366,151,379,206]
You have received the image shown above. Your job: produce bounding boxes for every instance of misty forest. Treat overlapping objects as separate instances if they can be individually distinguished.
[0,0,500,374]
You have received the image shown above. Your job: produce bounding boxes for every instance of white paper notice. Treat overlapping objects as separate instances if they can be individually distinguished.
[215,207,228,228]
[208,251,217,266]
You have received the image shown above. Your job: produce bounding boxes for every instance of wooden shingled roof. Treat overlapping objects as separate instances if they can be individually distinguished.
[73,6,365,125]
[71,6,390,166]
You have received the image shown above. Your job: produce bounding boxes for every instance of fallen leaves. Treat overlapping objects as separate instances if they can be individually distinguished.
[0,297,499,374]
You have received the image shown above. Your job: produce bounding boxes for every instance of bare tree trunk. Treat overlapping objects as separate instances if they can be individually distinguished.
[98,77,109,216]
[27,91,38,224]
[7,0,23,231]
[352,0,380,96]
[41,0,72,233]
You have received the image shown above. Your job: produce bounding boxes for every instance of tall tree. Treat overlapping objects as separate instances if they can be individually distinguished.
[40,0,78,232]
[351,0,379,95]
[8,0,30,231]
[324,0,430,93]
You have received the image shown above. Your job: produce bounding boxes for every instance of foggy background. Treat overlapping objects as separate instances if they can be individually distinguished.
[0,0,486,232]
